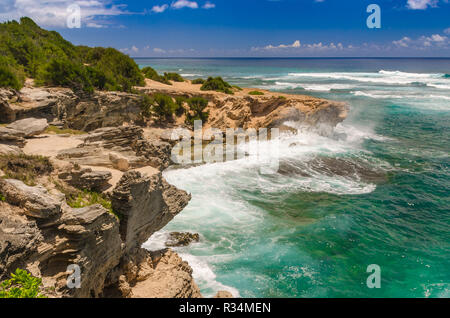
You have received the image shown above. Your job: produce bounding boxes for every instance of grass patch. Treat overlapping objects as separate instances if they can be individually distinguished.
[0,154,53,186]
[0,193,5,201]
[248,90,264,96]
[232,85,243,91]
[65,188,121,220]
[278,95,287,100]
[0,269,46,298]
[44,125,85,135]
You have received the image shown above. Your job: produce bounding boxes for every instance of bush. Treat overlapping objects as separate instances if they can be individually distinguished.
[0,18,144,93]
[0,154,53,186]
[142,66,171,85]
[149,93,178,121]
[200,77,233,94]
[248,90,264,96]
[232,85,243,91]
[191,78,205,85]
[175,96,188,117]
[164,72,184,82]
[186,96,209,125]
[36,57,93,93]
[0,269,46,298]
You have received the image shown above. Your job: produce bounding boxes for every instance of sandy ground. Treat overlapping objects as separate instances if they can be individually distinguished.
[23,133,159,191]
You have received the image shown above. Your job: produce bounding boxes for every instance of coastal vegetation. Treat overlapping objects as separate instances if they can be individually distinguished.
[200,77,234,94]
[191,78,205,84]
[0,269,46,298]
[66,189,120,220]
[0,17,144,93]
[164,72,184,82]
[44,125,85,135]
[186,96,209,125]
[249,90,264,95]
[0,154,53,186]
[141,67,185,85]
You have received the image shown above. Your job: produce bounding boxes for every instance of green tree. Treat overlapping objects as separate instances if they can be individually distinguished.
[186,96,209,125]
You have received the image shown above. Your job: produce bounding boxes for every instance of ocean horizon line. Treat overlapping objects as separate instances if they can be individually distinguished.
[132,56,450,60]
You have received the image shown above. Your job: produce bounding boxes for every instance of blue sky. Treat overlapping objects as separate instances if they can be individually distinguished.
[1,0,450,57]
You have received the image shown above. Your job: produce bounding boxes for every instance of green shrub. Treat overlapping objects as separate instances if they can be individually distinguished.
[164,72,184,82]
[0,154,53,186]
[36,57,93,93]
[0,269,46,298]
[0,56,25,90]
[191,78,205,85]
[232,85,243,91]
[200,77,233,94]
[142,66,171,85]
[0,193,5,201]
[248,90,264,96]
[175,96,188,117]
[0,18,144,93]
[186,96,209,125]
[149,93,178,121]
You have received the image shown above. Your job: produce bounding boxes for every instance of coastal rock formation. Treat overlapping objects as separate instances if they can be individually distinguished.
[111,171,191,254]
[0,126,27,147]
[0,86,143,131]
[0,169,196,298]
[0,179,122,297]
[0,144,24,156]
[166,232,200,247]
[139,81,348,132]
[7,118,49,137]
[56,126,172,171]
[58,167,112,192]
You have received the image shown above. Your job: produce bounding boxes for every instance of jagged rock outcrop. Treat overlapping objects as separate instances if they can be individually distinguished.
[56,126,172,170]
[138,84,348,132]
[111,171,191,254]
[0,86,143,131]
[166,232,200,247]
[0,179,122,297]
[0,169,196,298]
[58,167,112,192]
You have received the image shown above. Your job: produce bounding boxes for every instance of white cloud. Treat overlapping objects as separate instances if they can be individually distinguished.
[153,48,166,53]
[152,4,169,13]
[443,27,450,35]
[406,0,438,10]
[253,40,348,52]
[393,33,449,49]
[257,40,301,50]
[0,0,130,28]
[171,0,199,9]
[202,2,216,9]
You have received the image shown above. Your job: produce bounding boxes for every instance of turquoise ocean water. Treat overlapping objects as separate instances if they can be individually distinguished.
[138,58,450,298]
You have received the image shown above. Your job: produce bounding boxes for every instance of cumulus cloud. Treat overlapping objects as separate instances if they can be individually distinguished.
[252,40,347,52]
[202,2,216,9]
[406,0,438,10]
[392,33,449,49]
[171,0,199,9]
[0,0,131,28]
[152,4,169,13]
[444,27,450,34]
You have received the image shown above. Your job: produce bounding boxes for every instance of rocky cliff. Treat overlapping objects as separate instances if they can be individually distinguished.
[0,170,195,298]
